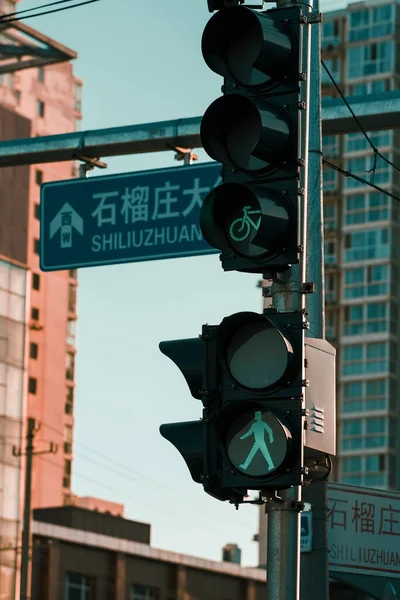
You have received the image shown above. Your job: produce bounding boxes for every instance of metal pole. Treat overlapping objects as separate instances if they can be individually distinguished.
[300,2,329,599]
[265,0,311,597]
[20,418,35,600]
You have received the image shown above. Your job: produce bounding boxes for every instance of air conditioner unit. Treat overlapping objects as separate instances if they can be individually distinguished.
[29,320,44,331]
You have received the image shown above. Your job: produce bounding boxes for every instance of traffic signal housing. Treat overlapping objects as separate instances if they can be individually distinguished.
[200,5,306,274]
[214,309,305,491]
[159,308,306,503]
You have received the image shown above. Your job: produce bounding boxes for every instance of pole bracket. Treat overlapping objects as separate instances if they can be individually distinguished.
[167,143,198,165]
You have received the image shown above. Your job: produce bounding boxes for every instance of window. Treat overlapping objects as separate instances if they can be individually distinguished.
[341,417,387,451]
[322,135,339,158]
[30,343,38,360]
[34,203,40,220]
[322,57,341,84]
[342,342,388,376]
[343,381,363,413]
[37,100,45,118]
[64,425,73,454]
[32,273,40,290]
[342,456,362,473]
[65,573,93,600]
[65,386,74,415]
[326,311,336,339]
[340,454,387,488]
[347,41,394,80]
[343,302,388,335]
[33,238,40,255]
[28,377,37,394]
[348,5,394,42]
[131,584,158,600]
[63,459,71,488]
[68,284,76,313]
[343,379,388,414]
[66,352,75,381]
[38,67,45,83]
[322,20,340,47]
[325,274,336,303]
[345,131,392,154]
[31,307,39,320]
[344,192,389,225]
[344,229,390,262]
[67,319,76,346]
[323,166,337,192]
[324,240,337,264]
[35,169,43,185]
[324,203,337,231]
[344,154,392,189]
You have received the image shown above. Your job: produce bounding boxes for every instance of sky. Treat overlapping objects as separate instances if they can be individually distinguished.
[17,0,352,567]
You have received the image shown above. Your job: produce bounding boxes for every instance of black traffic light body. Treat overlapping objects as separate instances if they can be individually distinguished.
[159,335,241,503]
[200,5,305,274]
[212,309,305,491]
[159,309,305,501]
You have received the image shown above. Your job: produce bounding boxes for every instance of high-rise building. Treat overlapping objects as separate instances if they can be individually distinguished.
[0,0,82,596]
[257,0,400,572]
[321,0,399,491]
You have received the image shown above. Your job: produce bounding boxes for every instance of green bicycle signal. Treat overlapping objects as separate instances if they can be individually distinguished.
[229,206,261,242]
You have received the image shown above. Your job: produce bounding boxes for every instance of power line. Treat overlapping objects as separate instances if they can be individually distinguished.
[321,59,400,175]
[0,0,78,19]
[0,0,101,25]
[38,421,256,529]
[322,158,400,203]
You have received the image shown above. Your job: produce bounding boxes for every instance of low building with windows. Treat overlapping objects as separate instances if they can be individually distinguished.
[31,506,266,600]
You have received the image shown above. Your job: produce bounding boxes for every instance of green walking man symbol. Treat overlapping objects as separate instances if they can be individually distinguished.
[239,411,275,472]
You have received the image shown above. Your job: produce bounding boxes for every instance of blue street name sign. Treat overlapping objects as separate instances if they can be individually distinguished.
[40,162,221,271]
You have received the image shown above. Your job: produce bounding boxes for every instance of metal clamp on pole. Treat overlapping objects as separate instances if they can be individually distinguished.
[74,155,107,178]
[167,143,198,166]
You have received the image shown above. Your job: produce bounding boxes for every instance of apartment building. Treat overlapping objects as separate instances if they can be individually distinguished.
[0,0,82,596]
[321,0,400,490]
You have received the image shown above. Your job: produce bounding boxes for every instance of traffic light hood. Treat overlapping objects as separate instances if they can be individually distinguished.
[202,6,294,88]
[216,311,295,392]
[159,337,203,400]
[201,95,292,174]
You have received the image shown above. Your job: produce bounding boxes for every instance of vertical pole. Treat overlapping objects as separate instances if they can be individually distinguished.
[265,0,311,598]
[20,418,35,600]
[306,0,324,340]
[301,1,329,599]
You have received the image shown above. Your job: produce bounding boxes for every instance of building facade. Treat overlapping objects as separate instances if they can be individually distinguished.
[0,0,82,597]
[321,0,400,490]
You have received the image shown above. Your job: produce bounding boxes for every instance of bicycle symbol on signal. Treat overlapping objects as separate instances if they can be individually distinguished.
[229,206,262,242]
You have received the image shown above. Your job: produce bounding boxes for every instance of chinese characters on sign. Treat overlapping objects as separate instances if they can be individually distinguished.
[40,163,222,271]
[328,483,400,578]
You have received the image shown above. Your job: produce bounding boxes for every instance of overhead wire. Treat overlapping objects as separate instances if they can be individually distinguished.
[321,59,400,200]
[36,420,257,529]
[0,0,79,19]
[0,0,101,25]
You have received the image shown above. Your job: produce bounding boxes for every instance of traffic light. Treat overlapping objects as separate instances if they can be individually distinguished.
[214,309,305,491]
[200,4,305,274]
[159,308,306,503]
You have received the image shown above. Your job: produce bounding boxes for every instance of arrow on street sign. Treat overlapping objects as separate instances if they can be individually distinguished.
[49,202,84,249]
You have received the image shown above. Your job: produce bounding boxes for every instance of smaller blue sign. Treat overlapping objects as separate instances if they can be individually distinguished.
[40,162,221,271]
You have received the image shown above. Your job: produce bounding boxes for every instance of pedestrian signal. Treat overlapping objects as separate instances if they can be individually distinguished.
[159,310,306,500]
[215,309,305,490]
